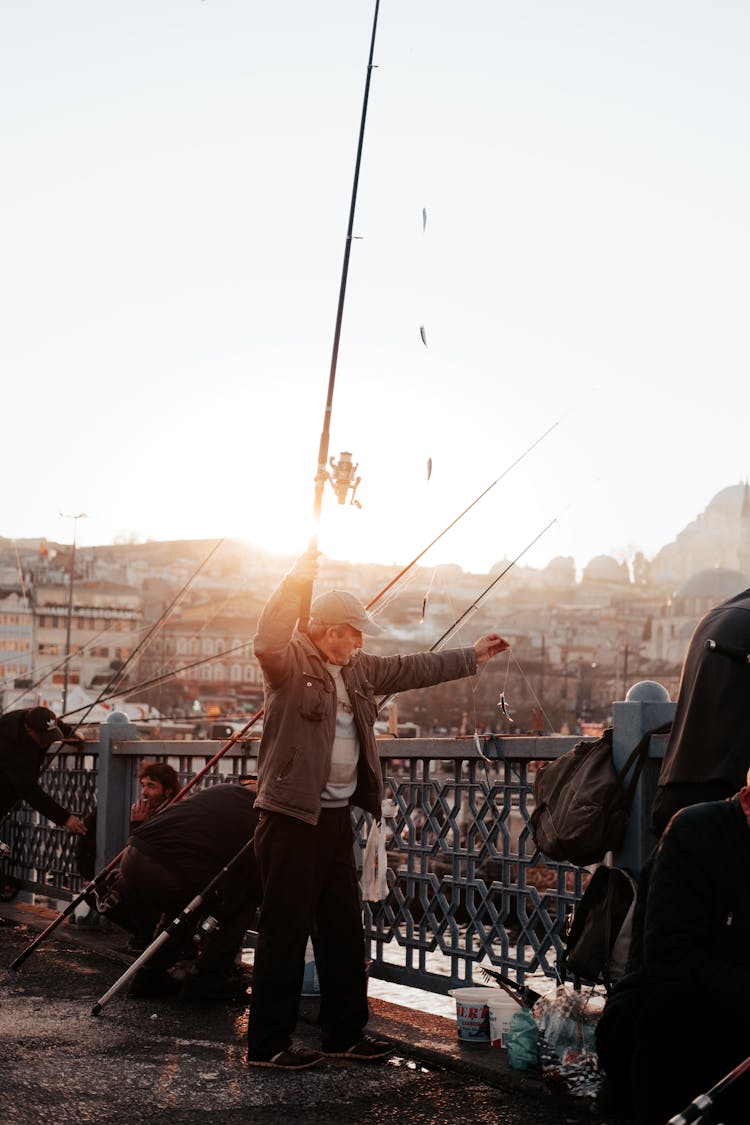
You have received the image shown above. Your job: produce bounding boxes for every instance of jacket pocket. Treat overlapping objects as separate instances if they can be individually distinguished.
[353,689,378,727]
[298,673,330,722]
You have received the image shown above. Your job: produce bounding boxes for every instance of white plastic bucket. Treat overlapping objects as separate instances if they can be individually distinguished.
[448,987,494,1044]
[487,993,521,1048]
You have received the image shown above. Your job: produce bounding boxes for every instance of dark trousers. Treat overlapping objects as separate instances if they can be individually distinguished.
[247,807,368,1061]
[597,976,750,1125]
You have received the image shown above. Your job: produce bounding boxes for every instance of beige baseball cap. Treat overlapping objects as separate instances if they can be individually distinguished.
[310,590,383,636]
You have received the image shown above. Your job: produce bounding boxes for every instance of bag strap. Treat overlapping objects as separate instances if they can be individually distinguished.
[617,721,672,811]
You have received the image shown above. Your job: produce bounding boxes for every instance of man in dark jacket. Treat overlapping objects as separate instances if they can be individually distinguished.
[0,707,86,834]
[246,553,509,1070]
[110,780,261,1002]
[596,782,750,1124]
[651,587,750,835]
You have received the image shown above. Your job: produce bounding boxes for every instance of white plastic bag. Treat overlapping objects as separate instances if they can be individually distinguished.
[533,985,604,1098]
[361,799,397,901]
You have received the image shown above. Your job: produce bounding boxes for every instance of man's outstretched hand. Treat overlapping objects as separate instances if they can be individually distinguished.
[474,634,510,666]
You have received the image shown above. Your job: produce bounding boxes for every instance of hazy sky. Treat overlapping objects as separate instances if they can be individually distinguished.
[2,2,748,575]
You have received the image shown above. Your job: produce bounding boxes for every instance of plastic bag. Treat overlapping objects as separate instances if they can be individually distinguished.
[532,985,604,1098]
[505,1009,539,1071]
[361,799,397,901]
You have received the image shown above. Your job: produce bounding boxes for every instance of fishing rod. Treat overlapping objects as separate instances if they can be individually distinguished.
[0,619,170,841]
[11,488,555,972]
[10,703,264,972]
[62,538,225,730]
[85,520,559,1001]
[1,620,126,713]
[2,540,227,831]
[9,503,518,967]
[364,422,558,611]
[90,835,256,1016]
[61,431,559,714]
[374,516,558,722]
[299,0,382,628]
[430,518,558,652]
[60,641,254,720]
[668,1054,750,1124]
[64,457,557,716]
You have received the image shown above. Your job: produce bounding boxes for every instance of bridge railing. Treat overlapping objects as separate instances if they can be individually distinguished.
[2,688,674,993]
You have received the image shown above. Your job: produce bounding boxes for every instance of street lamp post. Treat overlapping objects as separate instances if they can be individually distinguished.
[60,512,87,715]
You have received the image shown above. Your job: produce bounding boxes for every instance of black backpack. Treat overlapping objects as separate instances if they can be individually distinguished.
[529,727,654,867]
[562,864,637,990]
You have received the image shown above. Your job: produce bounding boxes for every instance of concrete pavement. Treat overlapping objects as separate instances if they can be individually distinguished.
[0,901,623,1125]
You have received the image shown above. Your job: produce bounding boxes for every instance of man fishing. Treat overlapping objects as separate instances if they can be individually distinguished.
[76,760,180,882]
[0,706,86,833]
[246,551,509,1069]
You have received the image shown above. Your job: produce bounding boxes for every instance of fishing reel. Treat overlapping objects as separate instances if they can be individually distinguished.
[328,451,361,508]
[194,914,220,948]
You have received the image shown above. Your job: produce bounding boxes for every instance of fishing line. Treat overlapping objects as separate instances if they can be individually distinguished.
[136,569,261,710]
[1,617,155,713]
[429,517,558,652]
[364,422,559,613]
[61,640,255,720]
[62,539,225,726]
[508,650,557,736]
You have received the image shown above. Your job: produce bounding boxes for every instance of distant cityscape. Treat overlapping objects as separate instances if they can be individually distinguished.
[1,481,749,737]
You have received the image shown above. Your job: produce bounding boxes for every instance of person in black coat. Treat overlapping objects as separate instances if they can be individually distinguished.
[651,587,750,835]
[107,781,261,1002]
[0,707,86,834]
[596,783,750,1124]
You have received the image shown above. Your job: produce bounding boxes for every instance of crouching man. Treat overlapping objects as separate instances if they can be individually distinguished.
[108,780,261,1002]
[596,774,750,1124]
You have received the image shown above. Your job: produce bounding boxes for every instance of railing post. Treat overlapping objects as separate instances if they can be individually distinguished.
[612,681,675,874]
[95,712,140,872]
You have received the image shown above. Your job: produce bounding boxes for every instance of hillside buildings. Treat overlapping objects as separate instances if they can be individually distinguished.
[1,482,749,733]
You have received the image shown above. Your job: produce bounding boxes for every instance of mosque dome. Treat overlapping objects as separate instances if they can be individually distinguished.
[582,554,629,584]
[543,556,576,583]
[704,481,749,516]
[676,567,749,601]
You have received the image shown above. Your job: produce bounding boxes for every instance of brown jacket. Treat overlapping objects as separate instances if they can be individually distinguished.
[253,571,477,824]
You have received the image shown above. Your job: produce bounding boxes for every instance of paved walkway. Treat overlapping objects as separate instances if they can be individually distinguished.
[1,901,623,1125]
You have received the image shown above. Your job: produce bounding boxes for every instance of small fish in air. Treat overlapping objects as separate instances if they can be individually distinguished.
[420,593,429,623]
[498,693,515,723]
[422,207,427,232]
[420,325,428,347]
[426,457,432,481]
